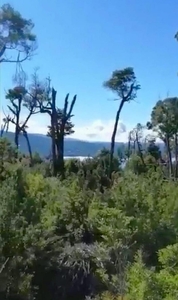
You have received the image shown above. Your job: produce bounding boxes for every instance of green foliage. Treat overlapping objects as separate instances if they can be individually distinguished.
[148,97,178,178]
[1,109,178,299]
[1,134,178,298]
[0,3,36,63]
[126,246,178,299]
[150,98,178,140]
[147,139,161,161]
[103,67,140,100]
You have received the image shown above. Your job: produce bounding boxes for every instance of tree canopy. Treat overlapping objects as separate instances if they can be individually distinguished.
[0,3,37,63]
[103,67,140,100]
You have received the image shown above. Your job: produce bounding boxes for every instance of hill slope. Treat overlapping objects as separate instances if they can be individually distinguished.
[2,132,125,157]
[2,132,165,157]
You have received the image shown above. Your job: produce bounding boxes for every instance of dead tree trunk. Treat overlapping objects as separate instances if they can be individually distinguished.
[23,130,33,164]
[40,88,76,178]
[50,88,58,176]
[55,94,76,178]
[136,132,145,168]
[166,136,173,178]
[127,132,131,160]
[6,94,22,155]
[175,134,178,178]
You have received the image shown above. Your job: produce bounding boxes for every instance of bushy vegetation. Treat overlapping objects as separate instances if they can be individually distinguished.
[1,138,178,299]
[1,3,178,299]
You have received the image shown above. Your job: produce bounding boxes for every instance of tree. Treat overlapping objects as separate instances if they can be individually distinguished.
[36,79,77,177]
[129,123,146,168]
[5,83,40,161]
[47,108,74,139]
[103,67,140,178]
[0,117,9,137]
[0,3,36,63]
[148,97,178,178]
[146,136,162,162]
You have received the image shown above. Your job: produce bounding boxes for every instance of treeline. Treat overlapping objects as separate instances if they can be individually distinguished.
[1,3,178,300]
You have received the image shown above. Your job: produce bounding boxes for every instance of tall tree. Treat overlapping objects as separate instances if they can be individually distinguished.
[5,83,40,161]
[103,67,140,178]
[47,91,76,177]
[36,79,76,177]
[148,97,178,178]
[0,3,36,63]
[130,123,146,168]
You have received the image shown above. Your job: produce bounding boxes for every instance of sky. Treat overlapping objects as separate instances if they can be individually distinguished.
[1,0,178,142]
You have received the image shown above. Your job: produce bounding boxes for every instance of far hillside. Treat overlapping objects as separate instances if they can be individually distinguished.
[3,131,165,158]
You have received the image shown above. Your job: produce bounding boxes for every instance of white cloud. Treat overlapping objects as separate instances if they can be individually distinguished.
[73,120,161,143]
[0,110,160,143]
[72,119,128,142]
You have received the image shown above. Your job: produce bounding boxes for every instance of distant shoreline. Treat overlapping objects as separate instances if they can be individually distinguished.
[64,156,92,160]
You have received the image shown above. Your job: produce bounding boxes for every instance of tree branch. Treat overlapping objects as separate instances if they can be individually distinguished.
[67,95,77,118]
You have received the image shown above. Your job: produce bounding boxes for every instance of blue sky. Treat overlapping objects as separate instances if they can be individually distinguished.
[1,0,178,141]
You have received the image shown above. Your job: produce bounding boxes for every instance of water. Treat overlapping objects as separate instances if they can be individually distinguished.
[64,156,125,168]
[64,156,92,161]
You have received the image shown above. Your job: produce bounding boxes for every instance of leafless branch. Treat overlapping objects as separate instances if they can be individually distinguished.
[0,258,9,275]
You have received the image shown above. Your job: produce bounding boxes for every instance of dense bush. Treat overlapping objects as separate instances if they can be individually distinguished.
[0,138,178,299]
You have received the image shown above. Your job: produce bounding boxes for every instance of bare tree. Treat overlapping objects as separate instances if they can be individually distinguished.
[0,116,9,137]
[4,81,40,161]
[34,76,77,177]
[130,123,146,168]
